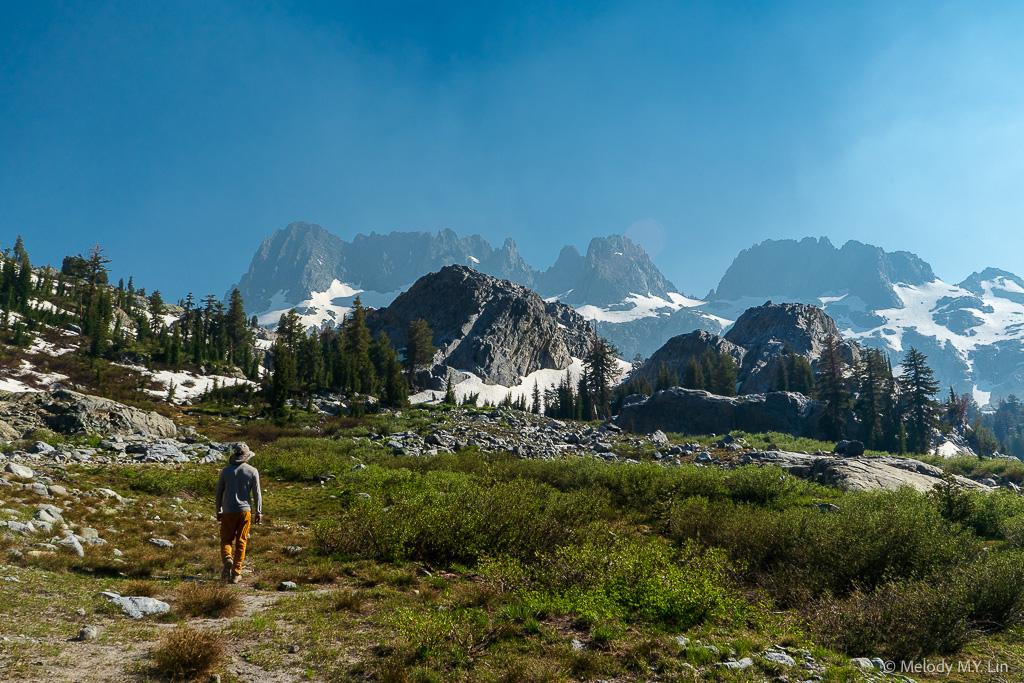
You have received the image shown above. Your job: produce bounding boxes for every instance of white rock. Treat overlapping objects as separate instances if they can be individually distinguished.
[4,463,33,479]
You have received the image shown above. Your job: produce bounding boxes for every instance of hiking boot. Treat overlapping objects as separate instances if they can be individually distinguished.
[222,557,233,580]
[230,571,242,585]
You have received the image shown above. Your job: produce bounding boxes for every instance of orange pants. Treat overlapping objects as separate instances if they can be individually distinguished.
[220,511,251,572]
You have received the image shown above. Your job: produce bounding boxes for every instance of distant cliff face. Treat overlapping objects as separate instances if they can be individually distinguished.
[541,234,678,307]
[365,265,594,386]
[231,222,346,315]
[707,237,935,311]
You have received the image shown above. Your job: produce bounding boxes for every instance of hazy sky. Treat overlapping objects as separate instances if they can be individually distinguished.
[3,1,1024,302]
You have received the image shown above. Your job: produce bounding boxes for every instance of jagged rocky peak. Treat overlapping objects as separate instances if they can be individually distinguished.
[365,265,594,386]
[481,237,536,287]
[724,301,859,394]
[708,236,935,310]
[631,330,745,386]
[544,235,678,306]
[228,221,345,313]
[958,267,1024,304]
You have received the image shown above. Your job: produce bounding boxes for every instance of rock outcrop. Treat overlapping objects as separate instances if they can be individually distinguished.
[0,390,177,439]
[723,301,859,394]
[744,450,989,493]
[631,330,745,387]
[614,388,828,438]
[366,266,594,386]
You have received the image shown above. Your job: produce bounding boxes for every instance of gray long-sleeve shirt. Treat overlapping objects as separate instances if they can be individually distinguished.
[216,463,262,515]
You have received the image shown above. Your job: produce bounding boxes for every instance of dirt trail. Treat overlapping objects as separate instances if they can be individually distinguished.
[7,581,338,683]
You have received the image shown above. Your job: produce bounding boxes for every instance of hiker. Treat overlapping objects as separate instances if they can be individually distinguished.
[215,442,262,584]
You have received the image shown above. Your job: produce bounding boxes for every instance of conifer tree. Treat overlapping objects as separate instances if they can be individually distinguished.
[270,338,297,418]
[531,380,542,414]
[443,372,457,405]
[656,362,672,392]
[148,290,165,330]
[584,336,619,419]
[815,335,850,440]
[403,319,437,389]
[710,352,738,396]
[789,353,815,395]
[344,297,373,393]
[225,288,250,366]
[854,348,889,448]
[774,355,789,392]
[683,357,704,390]
[900,346,941,453]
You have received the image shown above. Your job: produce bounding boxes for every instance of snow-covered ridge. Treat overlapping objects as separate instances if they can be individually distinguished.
[575,292,705,324]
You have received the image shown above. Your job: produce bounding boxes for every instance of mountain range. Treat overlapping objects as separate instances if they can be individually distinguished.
[229,224,1024,406]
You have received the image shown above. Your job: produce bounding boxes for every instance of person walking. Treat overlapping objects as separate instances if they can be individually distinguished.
[216,442,262,584]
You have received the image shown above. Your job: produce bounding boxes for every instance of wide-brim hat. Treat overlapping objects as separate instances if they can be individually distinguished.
[229,443,255,464]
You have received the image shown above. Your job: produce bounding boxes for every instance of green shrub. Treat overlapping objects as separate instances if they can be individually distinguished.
[666,487,977,603]
[726,465,824,508]
[125,466,217,496]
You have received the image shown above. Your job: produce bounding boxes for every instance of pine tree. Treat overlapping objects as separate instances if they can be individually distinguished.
[900,346,940,454]
[403,319,437,389]
[815,335,850,440]
[789,354,815,395]
[854,348,889,448]
[225,288,249,367]
[531,380,541,414]
[270,338,297,418]
[584,336,619,419]
[372,333,408,408]
[443,372,457,405]
[148,290,165,330]
[881,358,905,453]
[344,297,374,393]
[774,354,789,391]
[710,352,738,396]
[656,362,672,392]
[683,357,704,390]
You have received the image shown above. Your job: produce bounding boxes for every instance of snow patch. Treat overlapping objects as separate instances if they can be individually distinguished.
[258,281,407,330]
[411,358,632,408]
[148,370,256,403]
[576,292,710,323]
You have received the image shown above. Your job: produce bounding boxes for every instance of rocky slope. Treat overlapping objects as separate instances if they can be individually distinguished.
[723,302,860,394]
[365,266,594,387]
[631,302,857,395]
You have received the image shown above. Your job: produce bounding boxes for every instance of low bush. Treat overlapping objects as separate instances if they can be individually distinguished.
[175,581,239,619]
[665,487,977,603]
[812,579,972,660]
[150,626,224,680]
[124,466,217,497]
[726,465,825,508]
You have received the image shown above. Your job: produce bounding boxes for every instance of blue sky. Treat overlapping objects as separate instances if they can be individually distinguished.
[3,1,1024,302]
